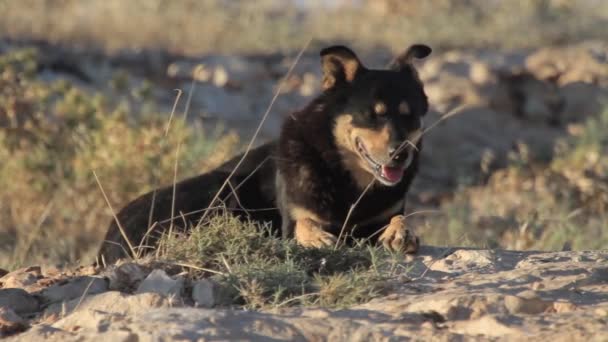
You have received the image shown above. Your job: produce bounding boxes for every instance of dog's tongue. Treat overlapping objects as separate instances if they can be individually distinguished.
[381,165,403,183]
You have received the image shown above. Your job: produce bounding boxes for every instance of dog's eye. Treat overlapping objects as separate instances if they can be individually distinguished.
[373,101,387,116]
[398,101,410,115]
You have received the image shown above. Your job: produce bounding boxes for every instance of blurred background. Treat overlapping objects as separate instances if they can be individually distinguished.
[0,0,607,268]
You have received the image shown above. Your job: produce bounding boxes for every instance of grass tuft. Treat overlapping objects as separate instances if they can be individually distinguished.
[158,212,402,309]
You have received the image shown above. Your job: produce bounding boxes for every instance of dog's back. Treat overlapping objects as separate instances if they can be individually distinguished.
[97,142,279,262]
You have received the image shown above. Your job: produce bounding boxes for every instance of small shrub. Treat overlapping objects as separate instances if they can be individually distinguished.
[159,212,405,309]
[0,48,238,268]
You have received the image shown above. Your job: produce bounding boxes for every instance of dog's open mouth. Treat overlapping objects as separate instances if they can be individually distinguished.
[355,137,410,186]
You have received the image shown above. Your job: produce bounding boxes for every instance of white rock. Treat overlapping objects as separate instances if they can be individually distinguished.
[39,276,108,304]
[136,270,183,297]
[191,279,215,308]
[45,291,179,318]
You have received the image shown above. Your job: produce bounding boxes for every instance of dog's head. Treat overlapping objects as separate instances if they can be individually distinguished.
[323,44,431,186]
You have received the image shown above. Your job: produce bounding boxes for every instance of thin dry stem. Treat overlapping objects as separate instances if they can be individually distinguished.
[335,180,375,249]
[196,37,312,228]
[93,170,137,259]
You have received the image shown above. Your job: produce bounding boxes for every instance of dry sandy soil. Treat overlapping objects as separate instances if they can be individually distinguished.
[2,247,607,340]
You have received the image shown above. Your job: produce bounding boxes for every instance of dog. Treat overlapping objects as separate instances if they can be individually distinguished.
[97,44,432,263]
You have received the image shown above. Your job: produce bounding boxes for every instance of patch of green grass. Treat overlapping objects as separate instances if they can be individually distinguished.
[159,212,405,309]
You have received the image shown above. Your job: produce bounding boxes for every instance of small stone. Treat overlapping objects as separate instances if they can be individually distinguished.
[0,288,39,314]
[213,66,229,87]
[504,292,552,315]
[191,279,215,308]
[531,282,545,290]
[595,308,608,317]
[0,307,28,337]
[552,301,577,313]
[105,262,148,291]
[77,266,98,276]
[302,308,330,319]
[39,276,108,304]
[136,270,183,297]
[0,266,41,289]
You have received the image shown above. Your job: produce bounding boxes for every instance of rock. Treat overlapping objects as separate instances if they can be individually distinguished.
[428,249,494,273]
[45,291,180,318]
[212,66,229,87]
[104,262,148,291]
[136,269,184,297]
[39,276,108,305]
[504,291,552,315]
[552,301,577,313]
[0,266,41,289]
[452,315,519,337]
[0,288,39,314]
[0,307,28,337]
[191,279,215,308]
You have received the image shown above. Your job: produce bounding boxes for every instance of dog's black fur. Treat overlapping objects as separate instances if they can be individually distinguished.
[98,44,431,262]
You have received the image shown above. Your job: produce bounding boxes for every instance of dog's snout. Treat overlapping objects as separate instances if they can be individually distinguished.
[388,143,402,157]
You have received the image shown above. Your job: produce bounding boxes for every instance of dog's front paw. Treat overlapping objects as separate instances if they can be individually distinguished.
[378,215,419,254]
[295,218,337,248]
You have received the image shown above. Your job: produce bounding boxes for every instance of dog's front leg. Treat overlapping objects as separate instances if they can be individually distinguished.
[378,215,419,253]
[294,218,337,248]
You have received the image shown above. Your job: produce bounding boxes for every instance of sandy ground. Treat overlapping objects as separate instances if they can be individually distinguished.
[2,247,607,341]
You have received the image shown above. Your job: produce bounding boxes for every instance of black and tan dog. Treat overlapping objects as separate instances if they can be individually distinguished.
[98,44,432,263]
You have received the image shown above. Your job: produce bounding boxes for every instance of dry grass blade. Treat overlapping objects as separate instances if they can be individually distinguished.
[335,180,375,249]
[172,262,227,276]
[148,89,184,237]
[15,198,54,263]
[196,37,313,227]
[72,277,97,313]
[93,170,137,259]
[168,141,182,240]
[164,89,183,136]
[166,80,196,254]
[392,104,470,158]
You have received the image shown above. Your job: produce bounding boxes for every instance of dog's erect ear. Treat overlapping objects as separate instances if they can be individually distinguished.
[389,44,432,71]
[320,46,364,90]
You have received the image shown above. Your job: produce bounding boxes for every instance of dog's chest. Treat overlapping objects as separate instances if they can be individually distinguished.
[333,185,405,226]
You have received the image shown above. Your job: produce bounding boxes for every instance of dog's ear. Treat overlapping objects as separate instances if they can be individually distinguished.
[389,44,432,71]
[320,46,364,90]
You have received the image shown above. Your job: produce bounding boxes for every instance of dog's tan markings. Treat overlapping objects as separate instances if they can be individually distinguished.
[290,205,335,247]
[295,218,336,248]
[378,215,419,254]
[320,46,363,90]
[354,124,391,160]
[333,114,355,150]
[398,101,410,115]
[374,101,387,115]
[333,114,375,188]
